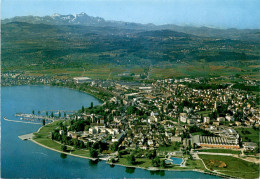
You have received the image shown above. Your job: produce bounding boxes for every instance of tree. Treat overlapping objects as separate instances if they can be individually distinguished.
[59,122,63,129]
[147,150,157,159]
[126,106,137,115]
[32,110,35,115]
[160,159,166,168]
[90,148,98,158]
[58,111,61,118]
[51,132,54,140]
[90,102,94,109]
[64,112,67,118]
[42,119,45,126]
[82,105,85,113]
[127,154,136,165]
[46,111,48,116]
[111,142,119,152]
[118,151,122,158]
[61,145,67,152]
[152,156,160,167]
[38,110,41,115]
[51,112,54,118]
[193,143,196,149]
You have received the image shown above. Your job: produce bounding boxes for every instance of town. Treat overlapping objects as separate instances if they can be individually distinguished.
[4,72,259,178]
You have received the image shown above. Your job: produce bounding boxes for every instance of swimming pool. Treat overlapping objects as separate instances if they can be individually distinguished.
[170,157,183,165]
[165,157,183,165]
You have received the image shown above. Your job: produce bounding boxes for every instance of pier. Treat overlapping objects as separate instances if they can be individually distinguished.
[15,113,55,120]
[3,117,42,125]
[18,133,34,140]
[41,110,76,113]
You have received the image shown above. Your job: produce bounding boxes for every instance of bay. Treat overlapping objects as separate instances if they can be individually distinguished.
[1,85,219,178]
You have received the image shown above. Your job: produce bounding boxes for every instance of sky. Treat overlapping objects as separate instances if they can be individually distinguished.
[2,0,260,29]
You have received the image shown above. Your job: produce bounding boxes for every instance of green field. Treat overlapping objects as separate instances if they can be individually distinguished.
[199,154,259,178]
[33,121,91,158]
[117,156,153,168]
[196,149,241,154]
[157,143,181,152]
[197,110,211,117]
[235,128,260,144]
[185,159,206,170]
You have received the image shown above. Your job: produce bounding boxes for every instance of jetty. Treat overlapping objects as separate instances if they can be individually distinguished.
[3,117,42,125]
[15,113,54,121]
[18,133,34,140]
[41,110,76,113]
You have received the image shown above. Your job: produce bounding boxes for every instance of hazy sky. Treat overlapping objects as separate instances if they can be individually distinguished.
[2,0,260,29]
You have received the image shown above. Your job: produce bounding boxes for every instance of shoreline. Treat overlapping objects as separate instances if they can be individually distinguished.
[49,84,105,104]
[2,84,105,105]
[30,121,223,177]
[2,84,105,103]
[5,84,226,178]
[30,125,225,178]
[31,137,218,175]
[30,139,97,161]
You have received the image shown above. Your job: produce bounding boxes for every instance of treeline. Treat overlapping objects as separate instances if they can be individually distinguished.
[52,129,85,149]
[199,52,260,62]
[184,82,228,90]
[51,82,113,101]
[3,22,259,70]
[52,127,110,158]
[189,125,215,136]
[232,83,260,92]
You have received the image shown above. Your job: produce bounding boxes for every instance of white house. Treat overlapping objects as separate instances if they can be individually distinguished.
[226,115,234,121]
[73,77,91,84]
[148,140,154,146]
[217,117,225,122]
[204,117,210,124]
[180,113,188,123]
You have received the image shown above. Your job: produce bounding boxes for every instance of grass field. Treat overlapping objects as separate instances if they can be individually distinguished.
[197,110,211,117]
[117,154,154,168]
[117,155,187,170]
[235,128,260,144]
[33,121,91,158]
[199,154,259,178]
[185,159,206,170]
[196,149,241,154]
[157,143,181,152]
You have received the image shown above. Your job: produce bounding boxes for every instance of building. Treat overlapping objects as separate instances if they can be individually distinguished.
[217,117,225,122]
[180,113,188,123]
[139,86,152,93]
[204,117,210,124]
[171,136,182,142]
[73,77,92,84]
[148,140,154,146]
[192,135,239,149]
[243,142,258,150]
[59,130,64,135]
[112,132,125,143]
[226,115,234,121]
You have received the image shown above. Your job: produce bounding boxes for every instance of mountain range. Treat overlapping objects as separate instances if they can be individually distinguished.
[2,13,260,77]
[2,13,260,41]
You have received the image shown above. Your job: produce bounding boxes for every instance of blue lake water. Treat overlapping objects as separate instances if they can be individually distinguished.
[1,85,220,178]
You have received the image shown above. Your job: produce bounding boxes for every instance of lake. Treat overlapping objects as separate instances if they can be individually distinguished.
[1,85,220,178]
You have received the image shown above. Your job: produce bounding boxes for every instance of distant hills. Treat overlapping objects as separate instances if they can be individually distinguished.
[2,13,260,41]
[2,12,153,30]
[1,13,260,75]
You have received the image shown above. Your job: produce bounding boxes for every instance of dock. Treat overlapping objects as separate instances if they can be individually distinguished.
[18,133,34,140]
